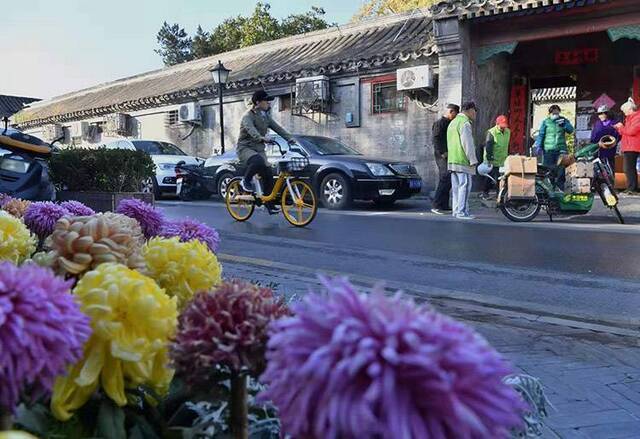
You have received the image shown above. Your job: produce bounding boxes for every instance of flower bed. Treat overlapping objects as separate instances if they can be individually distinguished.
[0,194,549,438]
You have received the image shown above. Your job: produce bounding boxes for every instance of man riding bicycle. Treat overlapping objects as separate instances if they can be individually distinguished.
[237,90,295,213]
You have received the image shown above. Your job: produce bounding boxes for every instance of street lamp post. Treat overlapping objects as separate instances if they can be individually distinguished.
[209,60,231,155]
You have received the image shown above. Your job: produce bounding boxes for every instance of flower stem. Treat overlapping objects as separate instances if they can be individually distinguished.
[0,408,12,431]
[230,373,248,439]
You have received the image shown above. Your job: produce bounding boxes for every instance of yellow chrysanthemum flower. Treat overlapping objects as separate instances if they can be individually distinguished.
[51,263,177,421]
[0,432,39,439]
[143,237,222,309]
[0,211,36,264]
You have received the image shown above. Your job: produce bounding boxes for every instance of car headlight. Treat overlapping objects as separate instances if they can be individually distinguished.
[157,163,175,171]
[366,163,394,176]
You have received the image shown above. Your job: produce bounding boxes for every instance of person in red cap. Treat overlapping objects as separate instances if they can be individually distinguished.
[480,115,511,200]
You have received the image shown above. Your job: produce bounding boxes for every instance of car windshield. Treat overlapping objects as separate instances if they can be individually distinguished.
[132,141,186,156]
[298,136,360,156]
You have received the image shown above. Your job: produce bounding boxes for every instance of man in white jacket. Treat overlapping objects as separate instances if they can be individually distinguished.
[446,102,479,219]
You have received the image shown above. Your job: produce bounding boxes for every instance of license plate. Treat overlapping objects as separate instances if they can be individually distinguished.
[176,178,183,194]
[409,179,422,189]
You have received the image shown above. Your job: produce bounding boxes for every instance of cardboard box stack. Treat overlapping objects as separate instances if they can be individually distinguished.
[504,155,537,199]
[566,161,594,194]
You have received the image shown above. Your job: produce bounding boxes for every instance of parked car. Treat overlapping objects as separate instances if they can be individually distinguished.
[201,135,423,209]
[103,139,200,198]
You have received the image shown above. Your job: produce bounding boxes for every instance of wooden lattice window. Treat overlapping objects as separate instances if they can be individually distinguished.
[372,81,405,114]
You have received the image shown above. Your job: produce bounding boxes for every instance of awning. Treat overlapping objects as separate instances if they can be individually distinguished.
[607,24,640,42]
[475,42,518,65]
[531,87,577,103]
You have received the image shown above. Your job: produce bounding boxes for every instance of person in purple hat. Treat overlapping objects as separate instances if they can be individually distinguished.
[590,105,619,171]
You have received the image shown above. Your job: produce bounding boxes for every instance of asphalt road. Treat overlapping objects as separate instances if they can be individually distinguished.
[158,199,640,327]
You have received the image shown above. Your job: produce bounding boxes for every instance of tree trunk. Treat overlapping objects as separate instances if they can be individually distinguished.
[230,373,249,439]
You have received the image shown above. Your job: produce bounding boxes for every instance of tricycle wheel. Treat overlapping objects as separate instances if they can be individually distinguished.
[499,192,541,222]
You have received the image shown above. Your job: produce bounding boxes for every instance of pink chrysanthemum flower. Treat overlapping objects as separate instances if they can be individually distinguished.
[159,218,220,253]
[23,202,70,238]
[260,277,526,439]
[116,198,164,239]
[59,200,95,216]
[170,280,289,385]
[0,262,91,413]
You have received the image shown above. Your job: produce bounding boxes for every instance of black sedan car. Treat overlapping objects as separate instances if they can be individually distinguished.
[200,135,423,209]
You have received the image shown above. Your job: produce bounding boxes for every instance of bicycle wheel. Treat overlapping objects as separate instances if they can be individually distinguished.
[281,179,317,227]
[225,178,255,222]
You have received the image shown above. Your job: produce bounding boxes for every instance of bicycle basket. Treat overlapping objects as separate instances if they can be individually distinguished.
[282,157,309,173]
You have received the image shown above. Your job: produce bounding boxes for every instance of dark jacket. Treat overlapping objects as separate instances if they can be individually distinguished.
[591,119,620,160]
[432,117,451,157]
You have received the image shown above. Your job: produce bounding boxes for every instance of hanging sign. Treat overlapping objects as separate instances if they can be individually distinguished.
[508,84,527,155]
[554,48,599,66]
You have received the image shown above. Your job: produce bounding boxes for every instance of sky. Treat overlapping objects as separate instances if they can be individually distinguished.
[2,0,362,100]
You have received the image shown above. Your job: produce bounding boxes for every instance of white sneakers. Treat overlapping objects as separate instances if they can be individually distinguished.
[455,214,476,220]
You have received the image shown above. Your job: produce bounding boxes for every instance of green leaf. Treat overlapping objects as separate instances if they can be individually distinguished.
[14,403,50,435]
[96,399,126,439]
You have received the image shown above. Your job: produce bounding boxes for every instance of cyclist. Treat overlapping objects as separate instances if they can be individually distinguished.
[237,90,295,213]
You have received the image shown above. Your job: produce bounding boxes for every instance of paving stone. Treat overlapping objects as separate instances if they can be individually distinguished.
[577,421,640,438]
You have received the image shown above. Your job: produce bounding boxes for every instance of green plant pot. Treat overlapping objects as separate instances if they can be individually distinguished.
[57,191,154,213]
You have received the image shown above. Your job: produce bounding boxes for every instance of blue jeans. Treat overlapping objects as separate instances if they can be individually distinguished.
[543,150,565,190]
[451,172,472,217]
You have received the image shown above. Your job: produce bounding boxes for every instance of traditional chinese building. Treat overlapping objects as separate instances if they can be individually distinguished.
[431,0,640,152]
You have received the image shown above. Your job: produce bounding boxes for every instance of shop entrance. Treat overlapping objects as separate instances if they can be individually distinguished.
[508,32,640,156]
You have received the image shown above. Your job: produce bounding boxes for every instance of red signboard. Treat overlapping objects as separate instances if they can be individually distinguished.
[508,84,527,155]
[554,48,599,66]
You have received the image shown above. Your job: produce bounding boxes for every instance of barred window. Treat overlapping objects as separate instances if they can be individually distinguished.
[167,110,179,125]
[372,82,405,114]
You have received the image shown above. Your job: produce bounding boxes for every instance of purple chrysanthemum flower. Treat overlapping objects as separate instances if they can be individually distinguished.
[59,200,95,217]
[0,193,13,207]
[23,202,70,238]
[171,280,289,385]
[0,262,91,413]
[116,198,164,239]
[260,277,526,439]
[159,218,220,253]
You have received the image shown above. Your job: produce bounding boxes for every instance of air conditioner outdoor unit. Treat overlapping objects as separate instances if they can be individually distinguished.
[104,113,128,136]
[43,124,63,142]
[69,121,89,139]
[396,65,433,91]
[178,102,202,124]
[295,76,330,107]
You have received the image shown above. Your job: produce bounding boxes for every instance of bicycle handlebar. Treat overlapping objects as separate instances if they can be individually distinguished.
[266,138,308,158]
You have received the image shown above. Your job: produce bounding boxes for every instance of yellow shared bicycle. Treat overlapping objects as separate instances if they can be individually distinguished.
[225,141,318,227]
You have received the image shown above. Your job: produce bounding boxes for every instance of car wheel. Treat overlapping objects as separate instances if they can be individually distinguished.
[141,177,161,199]
[373,197,396,208]
[217,172,234,200]
[320,173,351,210]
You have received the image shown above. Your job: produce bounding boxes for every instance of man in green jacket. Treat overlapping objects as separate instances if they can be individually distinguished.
[533,104,574,188]
[447,102,479,219]
[480,115,511,199]
[237,90,294,212]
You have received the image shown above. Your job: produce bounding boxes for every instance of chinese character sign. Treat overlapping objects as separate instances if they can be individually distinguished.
[554,48,599,66]
[509,84,527,155]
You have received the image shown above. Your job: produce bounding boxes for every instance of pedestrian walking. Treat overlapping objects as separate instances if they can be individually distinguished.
[615,98,640,194]
[480,115,510,200]
[431,104,460,215]
[590,105,619,171]
[447,102,479,219]
[533,105,574,188]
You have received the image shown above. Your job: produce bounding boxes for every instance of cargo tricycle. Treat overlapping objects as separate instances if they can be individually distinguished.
[496,136,623,224]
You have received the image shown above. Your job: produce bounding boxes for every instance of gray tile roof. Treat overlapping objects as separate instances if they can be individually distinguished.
[15,11,435,128]
[0,95,39,118]
[431,0,609,20]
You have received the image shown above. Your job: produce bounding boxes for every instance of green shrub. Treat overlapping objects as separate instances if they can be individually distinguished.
[48,147,156,192]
